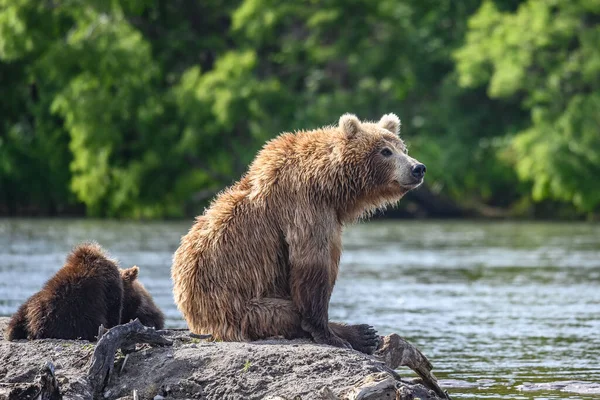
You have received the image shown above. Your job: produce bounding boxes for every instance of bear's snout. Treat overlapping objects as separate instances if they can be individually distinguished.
[411,163,426,179]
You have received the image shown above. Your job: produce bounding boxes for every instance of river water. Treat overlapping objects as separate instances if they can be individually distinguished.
[0,219,598,399]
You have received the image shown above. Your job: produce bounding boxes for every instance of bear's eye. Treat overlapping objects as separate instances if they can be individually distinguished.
[380,148,393,157]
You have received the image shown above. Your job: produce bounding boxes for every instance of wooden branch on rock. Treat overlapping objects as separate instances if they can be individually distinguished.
[375,333,451,400]
[6,361,60,400]
[87,319,173,397]
[38,362,61,400]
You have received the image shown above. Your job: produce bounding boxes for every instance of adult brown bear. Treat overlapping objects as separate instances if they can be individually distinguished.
[171,113,426,354]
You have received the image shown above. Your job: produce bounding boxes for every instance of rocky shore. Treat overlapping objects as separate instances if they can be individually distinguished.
[0,318,450,400]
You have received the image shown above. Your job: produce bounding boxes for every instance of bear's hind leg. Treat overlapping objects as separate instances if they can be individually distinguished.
[330,322,380,354]
[241,298,308,341]
[240,299,379,354]
[136,303,165,330]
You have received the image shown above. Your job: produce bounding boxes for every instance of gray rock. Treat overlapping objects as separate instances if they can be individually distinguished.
[0,317,449,400]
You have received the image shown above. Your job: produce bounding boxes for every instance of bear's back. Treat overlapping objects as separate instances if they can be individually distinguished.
[195,185,287,297]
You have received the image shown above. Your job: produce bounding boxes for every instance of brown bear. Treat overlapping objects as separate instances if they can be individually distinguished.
[171,113,426,354]
[120,266,165,329]
[6,244,166,341]
[5,243,123,341]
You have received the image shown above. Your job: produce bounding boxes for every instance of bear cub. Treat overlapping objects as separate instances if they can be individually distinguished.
[120,266,165,329]
[5,243,164,341]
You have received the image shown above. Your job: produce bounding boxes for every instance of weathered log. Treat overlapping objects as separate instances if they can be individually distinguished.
[6,362,60,400]
[375,333,451,399]
[346,373,398,400]
[87,319,172,397]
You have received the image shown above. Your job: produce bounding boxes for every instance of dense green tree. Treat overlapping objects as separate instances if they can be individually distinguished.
[230,0,527,210]
[0,0,285,217]
[0,0,597,218]
[456,0,600,213]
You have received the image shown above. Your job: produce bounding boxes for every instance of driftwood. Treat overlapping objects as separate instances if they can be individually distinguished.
[87,319,172,397]
[345,373,400,400]
[375,333,451,399]
[5,362,60,400]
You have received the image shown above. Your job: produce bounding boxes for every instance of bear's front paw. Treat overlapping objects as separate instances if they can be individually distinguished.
[348,324,380,355]
[329,322,380,354]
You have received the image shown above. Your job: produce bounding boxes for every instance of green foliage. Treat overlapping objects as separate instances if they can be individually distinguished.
[230,0,521,207]
[0,0,598,217]
[456,0,600,213]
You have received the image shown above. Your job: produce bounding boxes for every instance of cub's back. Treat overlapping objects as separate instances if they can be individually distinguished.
[16,243,122,341]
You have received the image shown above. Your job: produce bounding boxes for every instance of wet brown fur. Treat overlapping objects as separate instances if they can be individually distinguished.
[120,266,165,329]
[172,113,424,354]
[5,243,123,341]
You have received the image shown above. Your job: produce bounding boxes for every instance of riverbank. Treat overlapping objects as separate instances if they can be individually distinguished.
[2,186,597,221]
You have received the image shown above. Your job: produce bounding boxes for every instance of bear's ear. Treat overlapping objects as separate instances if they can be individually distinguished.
[339,113,361,138]
[121,266,139,282]
[378,113,401,136]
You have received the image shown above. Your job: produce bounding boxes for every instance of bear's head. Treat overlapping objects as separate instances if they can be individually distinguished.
[247,112,426,222]
[333,113,426,220]
[121,265,139,285]
[120,266,141,323]
[120,265,165,329]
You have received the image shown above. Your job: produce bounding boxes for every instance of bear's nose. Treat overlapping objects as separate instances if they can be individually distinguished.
[411,163,426,179]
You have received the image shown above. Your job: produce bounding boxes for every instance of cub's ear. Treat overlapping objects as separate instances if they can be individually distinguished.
[378,113,401,136]
[121,266,139,282]
[339,113,361,138]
